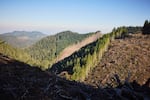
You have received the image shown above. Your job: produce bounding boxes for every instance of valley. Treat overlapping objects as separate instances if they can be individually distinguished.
[0,31,47,48]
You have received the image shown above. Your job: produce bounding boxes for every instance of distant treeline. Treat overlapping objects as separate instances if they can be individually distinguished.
[49,27,127,81]
[126,26,142,33]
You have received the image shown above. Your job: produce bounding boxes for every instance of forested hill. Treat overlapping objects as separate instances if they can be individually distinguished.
[26,31,96,68]
[0,30,99,69]
[49,27,128,81]
[0,31,47,48]
[0,39,37,66]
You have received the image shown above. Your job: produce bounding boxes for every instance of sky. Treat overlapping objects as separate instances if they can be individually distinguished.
[0,0,150,34]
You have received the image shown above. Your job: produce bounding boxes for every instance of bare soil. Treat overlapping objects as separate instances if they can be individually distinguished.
[84,33,150,87]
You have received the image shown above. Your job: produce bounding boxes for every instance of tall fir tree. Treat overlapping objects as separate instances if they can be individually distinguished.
[142,20,150,34]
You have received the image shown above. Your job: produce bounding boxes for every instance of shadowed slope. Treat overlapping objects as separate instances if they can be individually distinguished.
[0,53,150,100]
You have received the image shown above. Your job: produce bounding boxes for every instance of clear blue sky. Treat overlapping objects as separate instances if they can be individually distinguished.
[0,0,149,34]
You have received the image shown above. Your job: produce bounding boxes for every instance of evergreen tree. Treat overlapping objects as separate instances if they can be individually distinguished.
[50,27,128,81]
[142,20,150,34]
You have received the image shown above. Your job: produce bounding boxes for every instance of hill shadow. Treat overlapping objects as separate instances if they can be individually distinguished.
[0,53,150,100]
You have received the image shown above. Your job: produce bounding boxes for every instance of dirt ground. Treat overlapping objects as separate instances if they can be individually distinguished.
[84,33,150,87]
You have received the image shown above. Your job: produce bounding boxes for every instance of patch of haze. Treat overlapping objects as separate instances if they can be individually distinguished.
[0,25,112,35]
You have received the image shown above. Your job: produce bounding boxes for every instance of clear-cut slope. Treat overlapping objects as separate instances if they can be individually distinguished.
[84,33,150,87]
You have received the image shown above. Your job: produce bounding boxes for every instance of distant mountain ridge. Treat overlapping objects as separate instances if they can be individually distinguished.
[0,31,47,48]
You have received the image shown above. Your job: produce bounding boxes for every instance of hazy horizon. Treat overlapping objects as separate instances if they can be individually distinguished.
[0,0,150,34]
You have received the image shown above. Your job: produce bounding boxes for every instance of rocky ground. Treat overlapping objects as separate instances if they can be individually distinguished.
[84,33,150,87]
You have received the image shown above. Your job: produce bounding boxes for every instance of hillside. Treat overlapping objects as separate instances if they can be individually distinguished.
[0,31,47,48]
[0,40,30,62]
[0,53,150,100]
[27,31,96,68]
[49,27,150,85]
[0,26,149,99]
[49,27,128,81]
[57,31,102,61]
[0,39,38,66]
[0,31,100,69]
[84,33,150,87]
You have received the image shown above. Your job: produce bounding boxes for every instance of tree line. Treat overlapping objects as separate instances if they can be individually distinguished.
[49,27,127,81]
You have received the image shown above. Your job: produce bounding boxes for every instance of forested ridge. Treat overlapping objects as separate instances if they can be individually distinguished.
[0,31,96,69]
[0,27,144,71]
[26,31,95,69]
[49,27,127,81]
